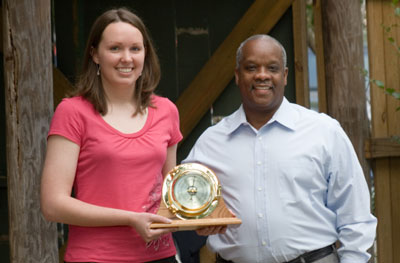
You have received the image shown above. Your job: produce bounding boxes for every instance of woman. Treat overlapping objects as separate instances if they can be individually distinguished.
[41,8,181,263]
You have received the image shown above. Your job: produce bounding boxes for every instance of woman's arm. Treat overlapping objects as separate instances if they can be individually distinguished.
[162,144,178,177]
[40,135,174,242]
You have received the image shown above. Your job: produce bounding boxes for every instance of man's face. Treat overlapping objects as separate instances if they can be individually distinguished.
[235,38,288,118]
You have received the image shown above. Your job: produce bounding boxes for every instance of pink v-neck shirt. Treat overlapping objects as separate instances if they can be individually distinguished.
[48,95,182,262]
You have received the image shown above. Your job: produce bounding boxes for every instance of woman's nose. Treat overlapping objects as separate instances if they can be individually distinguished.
[121,50,132,62]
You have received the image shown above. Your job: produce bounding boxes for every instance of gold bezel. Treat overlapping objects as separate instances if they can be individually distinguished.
[162,163,221,220]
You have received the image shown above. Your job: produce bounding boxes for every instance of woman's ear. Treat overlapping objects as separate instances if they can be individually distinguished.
[91,46,99,64]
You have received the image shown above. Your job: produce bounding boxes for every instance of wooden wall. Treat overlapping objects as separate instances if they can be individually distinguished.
[366,0,400,262]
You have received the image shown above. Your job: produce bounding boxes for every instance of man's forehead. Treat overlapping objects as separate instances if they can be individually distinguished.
[241,40,282,63]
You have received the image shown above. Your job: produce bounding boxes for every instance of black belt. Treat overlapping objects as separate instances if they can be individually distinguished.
[216,244,335,263]
[286,244,335,263]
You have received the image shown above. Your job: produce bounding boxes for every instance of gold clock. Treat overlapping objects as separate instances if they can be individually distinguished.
[162,163,221,220]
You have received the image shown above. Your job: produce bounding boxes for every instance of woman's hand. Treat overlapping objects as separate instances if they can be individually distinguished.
[132,213,177,243]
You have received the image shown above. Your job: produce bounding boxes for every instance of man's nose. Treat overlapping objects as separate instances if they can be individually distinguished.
[255,67,270,80]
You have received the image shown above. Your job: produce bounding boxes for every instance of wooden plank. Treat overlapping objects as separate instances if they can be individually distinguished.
[151,198,241,230]
[383,2,400,136]
[391,4,400,260]
[176,0,295,140]
[382,1,400,261]
[313,0,327,113]
[292,0,310,108]
[3,0,59,262]
[391,157,400,261]
[366,0,393,262]
[365,137,400,159]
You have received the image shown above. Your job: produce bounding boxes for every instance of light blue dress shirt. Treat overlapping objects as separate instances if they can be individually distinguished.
[183,98,377,263]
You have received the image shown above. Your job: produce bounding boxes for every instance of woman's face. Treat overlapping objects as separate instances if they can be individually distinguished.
[92,21,145,91]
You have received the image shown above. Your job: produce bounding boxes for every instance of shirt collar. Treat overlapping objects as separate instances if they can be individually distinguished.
[269,97,297,131]
[227,97,297,135]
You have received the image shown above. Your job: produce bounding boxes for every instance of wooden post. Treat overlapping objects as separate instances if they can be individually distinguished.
[367,0,400,261]
[292,0,310,108]
[319,0,371,184]
[319,2,375,260]
[313,0,328,113]
[3,0,58,262]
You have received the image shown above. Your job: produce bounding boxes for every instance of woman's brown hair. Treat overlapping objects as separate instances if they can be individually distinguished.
[73,7,160,115]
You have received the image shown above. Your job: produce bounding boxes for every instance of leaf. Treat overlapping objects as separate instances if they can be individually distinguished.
[397,106,400,112]
[374,80,385,89]
[392,91,400,99]
[388,37,395,43]
[361,68,368,76]
[392,136,400,144]
[396,7,400,16]
[386,88,395,94]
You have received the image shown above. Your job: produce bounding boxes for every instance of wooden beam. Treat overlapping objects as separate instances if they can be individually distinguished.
[3,0,58,262]
[381,1,400,261]
[366,0,397,261]
[292,0,310,108]
[53,67,74,107]
[313,0,327,113]
[365,137,400,159]
[176,0,295,140]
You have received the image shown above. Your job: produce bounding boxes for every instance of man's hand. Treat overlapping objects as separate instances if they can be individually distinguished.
[196,225,227,236]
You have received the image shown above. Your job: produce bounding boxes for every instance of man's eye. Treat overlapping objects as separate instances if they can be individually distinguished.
[246,66,256,71]
[269,65,279,72]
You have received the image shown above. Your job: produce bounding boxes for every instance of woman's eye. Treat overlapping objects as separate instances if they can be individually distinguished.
[110,46,119,51]
[131,46,143,52]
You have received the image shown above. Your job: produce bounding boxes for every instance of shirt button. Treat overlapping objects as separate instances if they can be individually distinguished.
[262,241,267,246]
[258,137,262,141]
[258,213,263,218]
[258,187,262,191]
[257,161,262,165]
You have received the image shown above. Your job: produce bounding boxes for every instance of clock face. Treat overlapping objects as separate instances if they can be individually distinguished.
[162,163,220,219]
[172,172,212,210]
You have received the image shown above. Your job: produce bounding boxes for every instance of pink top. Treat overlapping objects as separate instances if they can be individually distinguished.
[48,95,182,262]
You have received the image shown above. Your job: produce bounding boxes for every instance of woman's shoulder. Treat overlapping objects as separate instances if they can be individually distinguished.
[151,94,176,109]
[57,96,93,110]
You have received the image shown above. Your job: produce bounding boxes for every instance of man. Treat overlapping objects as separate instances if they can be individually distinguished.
[184,35,377,263]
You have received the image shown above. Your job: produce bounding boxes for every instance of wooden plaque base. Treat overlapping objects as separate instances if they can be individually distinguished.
[150,197,241,230]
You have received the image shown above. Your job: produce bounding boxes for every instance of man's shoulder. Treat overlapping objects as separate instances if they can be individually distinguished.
[290,103,339,127]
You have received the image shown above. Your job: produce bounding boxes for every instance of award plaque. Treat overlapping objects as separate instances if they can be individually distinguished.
[150,163,242,230]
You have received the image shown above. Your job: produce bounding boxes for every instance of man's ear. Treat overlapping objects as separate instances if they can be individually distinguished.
[234,69,239,85]
[91,47,99,64]
[284,67,288,86]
